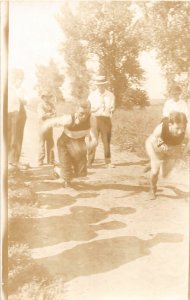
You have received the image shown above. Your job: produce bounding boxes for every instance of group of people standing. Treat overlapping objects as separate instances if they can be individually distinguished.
[8,71,190,199]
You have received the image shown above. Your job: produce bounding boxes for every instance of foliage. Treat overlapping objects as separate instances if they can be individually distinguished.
[112,105,162,157]
[9,277,66,300]
[138,1,190,94]
[121,87,150,109]
[57,1,147,106]
[57,2,90,102]
[35,59,64,102]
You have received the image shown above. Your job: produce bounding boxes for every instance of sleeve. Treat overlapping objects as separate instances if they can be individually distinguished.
[41,114,73,132]
[50,104,57,117]
[88,92,98,113]
[184,103,190,120]
[110,93,115,113]
[162,101,170,117]
[37,102,46,120]
[88,115,98,147]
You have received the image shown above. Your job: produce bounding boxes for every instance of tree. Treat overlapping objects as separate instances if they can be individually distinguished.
[57,2,90,102]
[138,1,190,96]
[35,59,64,102]
[57,1,148,107]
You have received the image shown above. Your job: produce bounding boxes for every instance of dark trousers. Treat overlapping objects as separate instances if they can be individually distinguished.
[38,128,54,164]
[88,116,112,164]
[8,107,26,164]
[16,106,26,160]
[57,132,87,182]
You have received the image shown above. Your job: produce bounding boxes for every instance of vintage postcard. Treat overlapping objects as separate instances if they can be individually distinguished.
[1,1,190,299]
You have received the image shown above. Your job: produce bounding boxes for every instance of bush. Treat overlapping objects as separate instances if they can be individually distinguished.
[121,88,150,109]
[112,105,162,157]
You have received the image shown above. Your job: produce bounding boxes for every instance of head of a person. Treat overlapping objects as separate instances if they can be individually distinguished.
[93,75,108,94]
[41,90,53,103]
[168,112,187,136]
[170,85,182,102]
[10,68,24,88]
[76,101,91,121]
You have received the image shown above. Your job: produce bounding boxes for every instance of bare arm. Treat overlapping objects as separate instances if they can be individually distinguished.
[41,114,73,132]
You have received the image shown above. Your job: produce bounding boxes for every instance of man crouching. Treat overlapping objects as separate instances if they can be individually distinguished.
[42,101,97,187]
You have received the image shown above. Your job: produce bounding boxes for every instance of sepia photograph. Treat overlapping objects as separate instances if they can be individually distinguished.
[1,1,190,299]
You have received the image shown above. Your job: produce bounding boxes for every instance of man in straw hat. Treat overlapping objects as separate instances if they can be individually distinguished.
[88,75,115,167]
[37,89,56,166]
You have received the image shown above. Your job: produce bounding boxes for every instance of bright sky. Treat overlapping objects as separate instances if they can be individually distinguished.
[8,1,166,100]
[139,50,167,100]
[9,1,64,96]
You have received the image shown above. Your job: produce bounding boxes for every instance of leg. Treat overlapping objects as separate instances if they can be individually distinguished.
[16,107,27,162]
[70,139,87,177]
[145,138,162,199]
[8,111,20,165]
[98,117,112,164]
[57,133,73,183]
[46,128,55,164]
[161,158,176,178]
[87,125,99,165]
[38,131,46,166]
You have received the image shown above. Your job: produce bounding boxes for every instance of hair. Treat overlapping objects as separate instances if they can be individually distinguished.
[170,85,182,95]
[169,112,188,126]
[78,100,91,111]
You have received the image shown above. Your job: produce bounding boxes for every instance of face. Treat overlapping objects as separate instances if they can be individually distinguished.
[171,92,181,102]
[42,95,53,103]
[97,84,106,94]
[169,122,186,136]
[77,106,90,121]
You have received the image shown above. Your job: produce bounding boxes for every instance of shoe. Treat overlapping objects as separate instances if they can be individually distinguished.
[18,163,30,170]
[53,171,60,179]
[106,163,115,168]
[53,166,61,178]
[62,181,71,188]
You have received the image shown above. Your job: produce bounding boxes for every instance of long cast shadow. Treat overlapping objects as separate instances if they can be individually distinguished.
[114,160,148,167]
[72,181,149,194]
[9,206,135,247]
[36,192,99,209]
[37,232,183,282]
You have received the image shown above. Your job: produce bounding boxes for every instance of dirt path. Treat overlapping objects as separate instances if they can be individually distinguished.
[17,109,189,299]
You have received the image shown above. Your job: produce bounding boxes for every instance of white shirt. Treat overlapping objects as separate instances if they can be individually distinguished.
[163,98,189,120]
[88,89,115,117]
[8,85,25,113]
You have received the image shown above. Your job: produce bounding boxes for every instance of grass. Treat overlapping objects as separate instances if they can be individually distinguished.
[8,171,67,299]
[112,105,162,157]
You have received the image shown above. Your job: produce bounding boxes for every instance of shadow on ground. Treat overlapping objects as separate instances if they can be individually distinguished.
[37,233,183,282]
[9,206,136,248]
